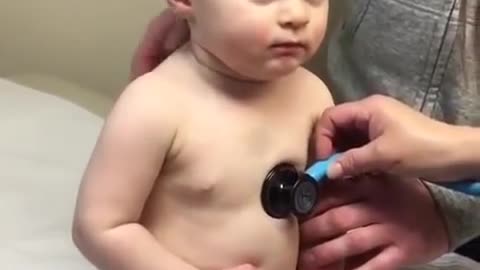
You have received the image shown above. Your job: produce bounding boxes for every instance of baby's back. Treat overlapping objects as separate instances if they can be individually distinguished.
[139,46,330,270]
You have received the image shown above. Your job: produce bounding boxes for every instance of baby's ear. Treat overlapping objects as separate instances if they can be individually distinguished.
[167,0,193,18]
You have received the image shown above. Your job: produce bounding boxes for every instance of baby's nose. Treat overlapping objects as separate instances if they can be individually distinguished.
[278,0,310,30]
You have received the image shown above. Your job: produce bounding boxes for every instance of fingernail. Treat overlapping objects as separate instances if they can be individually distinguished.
[328,163,343,179]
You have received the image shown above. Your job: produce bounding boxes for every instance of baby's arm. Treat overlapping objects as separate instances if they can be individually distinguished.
[71,74,197,270]
[306,74,334,116]
[296,69,335,164]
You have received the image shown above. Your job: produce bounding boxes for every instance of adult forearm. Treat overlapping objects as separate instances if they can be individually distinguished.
[76,223,198,270]
[451,126,480,180]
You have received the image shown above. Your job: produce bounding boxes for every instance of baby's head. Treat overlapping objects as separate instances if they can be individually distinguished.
[168,0,329,81]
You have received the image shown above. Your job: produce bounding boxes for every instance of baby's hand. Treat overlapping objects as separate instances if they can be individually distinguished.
[223,263,256,270]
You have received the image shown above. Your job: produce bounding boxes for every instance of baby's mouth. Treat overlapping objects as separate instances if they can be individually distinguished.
[269,42,307,56]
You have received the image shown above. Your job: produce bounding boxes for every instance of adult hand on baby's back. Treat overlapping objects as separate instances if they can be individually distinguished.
[131,8,189,80]
[297,174,449,270]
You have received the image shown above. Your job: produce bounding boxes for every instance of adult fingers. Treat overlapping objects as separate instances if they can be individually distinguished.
[131,9,188,79]
[299,224,391,268]
[314,101,371,159]
[327,139,393,179]
[309,178,367,216]
[300,202,377,247]
[354,246,403,270]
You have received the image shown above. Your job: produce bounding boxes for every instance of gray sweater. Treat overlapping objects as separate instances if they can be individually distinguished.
[325,0,480,251]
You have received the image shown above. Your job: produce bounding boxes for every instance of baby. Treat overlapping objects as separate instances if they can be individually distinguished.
[72,0,332,270]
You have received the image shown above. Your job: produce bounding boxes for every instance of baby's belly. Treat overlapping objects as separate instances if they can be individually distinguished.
[144,202,299,270]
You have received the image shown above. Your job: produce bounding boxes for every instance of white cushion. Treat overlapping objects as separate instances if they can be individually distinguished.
[0,78,100,269]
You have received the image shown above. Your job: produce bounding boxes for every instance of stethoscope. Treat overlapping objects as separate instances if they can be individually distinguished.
[261,153,480,219]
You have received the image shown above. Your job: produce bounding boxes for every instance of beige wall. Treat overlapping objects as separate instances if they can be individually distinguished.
[0,1,168,98]
[0,1,346,100]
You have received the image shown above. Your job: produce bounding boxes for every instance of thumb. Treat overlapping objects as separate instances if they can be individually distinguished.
[327,142,384,179]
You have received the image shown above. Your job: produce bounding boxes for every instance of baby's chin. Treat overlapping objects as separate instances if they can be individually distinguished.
[220,56,304,82]
[240,61,303,82]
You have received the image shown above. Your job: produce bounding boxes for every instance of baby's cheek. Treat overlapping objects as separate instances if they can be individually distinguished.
[229,22,271,48]
[250,23,272,47]
[311,17,328,42]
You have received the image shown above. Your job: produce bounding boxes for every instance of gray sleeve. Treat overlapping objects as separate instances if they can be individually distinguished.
[425,182,480,251]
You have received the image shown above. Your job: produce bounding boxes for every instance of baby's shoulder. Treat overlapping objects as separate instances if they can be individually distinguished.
[288,67,334,110]
[293,68,331,99]
[105,72,186,134]
[122,72,181,108]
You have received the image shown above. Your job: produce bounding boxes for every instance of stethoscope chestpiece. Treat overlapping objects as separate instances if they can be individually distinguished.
[292,173,318,216]
[261,163,319,219]
[261,151,480,220]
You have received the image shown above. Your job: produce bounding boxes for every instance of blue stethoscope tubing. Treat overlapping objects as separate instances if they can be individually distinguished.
[305,153,480,197]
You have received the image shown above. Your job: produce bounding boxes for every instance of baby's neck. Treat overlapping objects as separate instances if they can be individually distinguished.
[186,42,278,99]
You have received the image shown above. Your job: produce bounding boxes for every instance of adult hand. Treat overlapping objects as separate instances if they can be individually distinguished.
[298,174,449,270]
[314,95,479,182]
[130,8,189,80]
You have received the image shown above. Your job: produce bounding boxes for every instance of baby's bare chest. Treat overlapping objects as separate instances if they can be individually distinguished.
[164,103,314,208]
